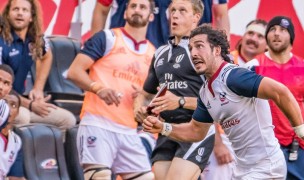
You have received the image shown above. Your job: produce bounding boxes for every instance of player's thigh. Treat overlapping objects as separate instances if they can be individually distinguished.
[77,125,118,167]
[153,161,171,180]
[112,134,151,174]
[166,157,201,180]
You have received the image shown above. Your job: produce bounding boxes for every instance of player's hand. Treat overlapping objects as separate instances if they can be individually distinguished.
[31,98,57,117]
[214,140,234,165]
[29,88,44,101]
[143,116,163,134]
[150,90,179,114]
[134,106,148,124]
[96,88,122,107]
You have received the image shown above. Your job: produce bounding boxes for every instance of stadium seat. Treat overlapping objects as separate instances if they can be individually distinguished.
[14,124,70,180]
[31,35,84,118]
[65,125,84,180]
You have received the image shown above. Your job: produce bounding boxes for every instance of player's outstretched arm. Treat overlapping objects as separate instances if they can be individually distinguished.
[143,116,213,142]
[257,77,304,139]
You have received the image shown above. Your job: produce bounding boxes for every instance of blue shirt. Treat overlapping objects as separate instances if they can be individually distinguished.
[107,0,227,48]
[0,32,47,94]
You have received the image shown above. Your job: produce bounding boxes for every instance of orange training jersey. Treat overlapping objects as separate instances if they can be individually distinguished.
[81,28,155,129]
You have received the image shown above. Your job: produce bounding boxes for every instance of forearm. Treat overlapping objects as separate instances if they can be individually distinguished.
[34,51,52,90]
[212,4,230,39]
[183,97,198,110]
[214,123,223,146]
[168,121,213,142]
[91,3,110,35]
[20,95,31,109]
[275,88,303,127]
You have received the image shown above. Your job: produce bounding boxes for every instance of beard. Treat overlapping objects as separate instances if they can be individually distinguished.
[126,14,149,28]
[268,41,289,54]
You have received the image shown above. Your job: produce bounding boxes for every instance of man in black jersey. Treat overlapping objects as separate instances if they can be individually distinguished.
[134,0,234,179]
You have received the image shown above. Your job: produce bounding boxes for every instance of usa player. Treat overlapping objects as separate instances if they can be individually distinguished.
[143,25,304,179]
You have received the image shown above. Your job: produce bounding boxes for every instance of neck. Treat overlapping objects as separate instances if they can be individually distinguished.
[268,46,292,64]
[14,28,28,41]
[123,24,147,42]
[205,59,225,80]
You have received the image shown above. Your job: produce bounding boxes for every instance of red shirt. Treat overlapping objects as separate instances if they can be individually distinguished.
[256,53,304,148]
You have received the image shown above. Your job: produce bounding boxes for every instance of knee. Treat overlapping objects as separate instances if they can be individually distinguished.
[121,171,154,180]
[14,107,31,125]
[54,108,77,129]
[83,165,112,180]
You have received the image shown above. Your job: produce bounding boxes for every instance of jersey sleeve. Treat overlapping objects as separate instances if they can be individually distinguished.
[7,148,24,177]
[226,68,263,97]
[192,97,214,123]
[143,56,159,94]
[97,0,113,6]
[213,0,228,4]
[80,30,107,61]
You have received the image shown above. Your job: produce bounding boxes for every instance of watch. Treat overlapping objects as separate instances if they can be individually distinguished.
[179,97,185,108]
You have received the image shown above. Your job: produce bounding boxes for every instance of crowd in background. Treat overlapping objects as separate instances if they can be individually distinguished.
[0,0,304,180]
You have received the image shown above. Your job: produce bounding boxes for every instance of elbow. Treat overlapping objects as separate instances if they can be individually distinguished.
[66,68,75,81]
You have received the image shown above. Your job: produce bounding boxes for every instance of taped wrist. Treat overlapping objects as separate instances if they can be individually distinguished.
[161,123,172,136]
[293,124,304,138]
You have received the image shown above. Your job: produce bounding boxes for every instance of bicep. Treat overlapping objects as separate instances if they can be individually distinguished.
[70,54,95,72]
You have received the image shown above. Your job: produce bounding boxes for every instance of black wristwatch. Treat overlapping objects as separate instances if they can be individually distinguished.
[179,97,185,108]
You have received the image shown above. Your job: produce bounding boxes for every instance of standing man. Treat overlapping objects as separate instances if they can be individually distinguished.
[143,25,304,179]
[0,64,24,180]
[246,16,304,180]
[91,0,230,47]
[0,0,76,132]
[230,19,268,66]
[67,0,155,179]
[134,1,234,179]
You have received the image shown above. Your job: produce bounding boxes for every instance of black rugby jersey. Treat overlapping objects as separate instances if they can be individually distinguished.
[143,37,204,123]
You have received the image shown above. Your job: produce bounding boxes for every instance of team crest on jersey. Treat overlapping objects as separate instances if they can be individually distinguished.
[9,48,19,57]
[173,54,184,68]
[195,147,205,162]
[156,58,164,67]
[219,92,229,106]
[87,136,97,147]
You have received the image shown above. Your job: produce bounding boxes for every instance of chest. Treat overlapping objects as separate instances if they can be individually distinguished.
[1,41,33,71]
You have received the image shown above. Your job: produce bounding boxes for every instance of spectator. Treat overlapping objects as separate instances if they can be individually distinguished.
[0,64,25,180]
[143,24,304,179]
[91,0,230,47]
[67,0,155,179]
[0,0,76,134]
[134,1,234,179]
[230,19,267,66]
[246,16,304,180]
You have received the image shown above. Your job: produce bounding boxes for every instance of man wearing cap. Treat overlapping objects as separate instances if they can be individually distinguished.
[246,16,304,180]
[230,19,268,66]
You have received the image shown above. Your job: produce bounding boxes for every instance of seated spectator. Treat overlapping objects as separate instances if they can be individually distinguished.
[0,0,76,135]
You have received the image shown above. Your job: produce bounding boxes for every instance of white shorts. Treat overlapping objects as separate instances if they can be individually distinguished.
[233,151,287,180]
[77,125,151,174]
[201,134,236,180]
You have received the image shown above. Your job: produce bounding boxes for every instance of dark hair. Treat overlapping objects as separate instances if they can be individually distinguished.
[127,0,155,13]
[190,24,231,62]
[2,0,44,60]
[8,90,21,108]
[0,64,14,82]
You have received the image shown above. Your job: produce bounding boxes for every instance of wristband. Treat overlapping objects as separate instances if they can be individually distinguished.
[90,82,104,94]
[161,122,172,136]
[293,124,304,138]
[29,101,34,111]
